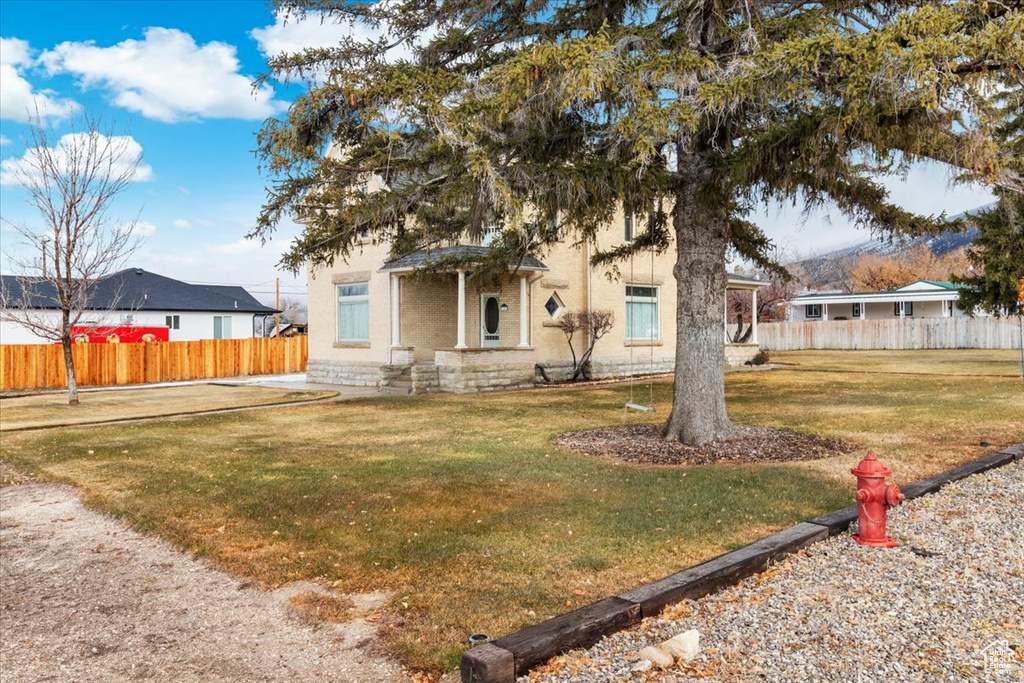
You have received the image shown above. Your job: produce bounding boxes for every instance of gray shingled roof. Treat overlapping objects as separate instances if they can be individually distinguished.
[380,246,548,272]
[0,269,278,314]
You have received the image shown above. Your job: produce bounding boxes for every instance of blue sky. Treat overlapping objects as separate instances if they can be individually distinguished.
[0,1,996,303]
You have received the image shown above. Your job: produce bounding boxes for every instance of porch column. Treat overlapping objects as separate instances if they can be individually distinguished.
[456,269,468,349]
[390,274,401,347]
[724,293,730,343]
[751,288,758,345]
[518,275,529,347]
[860,301,866,320]
[823,302,828,321]
[899,302,905,319]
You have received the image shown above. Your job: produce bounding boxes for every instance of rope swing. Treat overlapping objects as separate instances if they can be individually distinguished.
[624,221,657,415]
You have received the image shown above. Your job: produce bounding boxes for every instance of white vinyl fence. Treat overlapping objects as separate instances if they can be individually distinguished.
[758,317,1023,351]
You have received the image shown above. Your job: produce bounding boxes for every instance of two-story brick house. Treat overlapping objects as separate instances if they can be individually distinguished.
[306,205,764,393]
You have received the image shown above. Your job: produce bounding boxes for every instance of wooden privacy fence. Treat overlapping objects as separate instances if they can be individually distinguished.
[758,317,1022,351]
[0,336,308,391]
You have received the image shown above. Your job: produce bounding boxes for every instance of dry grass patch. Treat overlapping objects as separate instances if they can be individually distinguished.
[288,591,355,625]
[1,350,1020,674]
[0,384,337,431]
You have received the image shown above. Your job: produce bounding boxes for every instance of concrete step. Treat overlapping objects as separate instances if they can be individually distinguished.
[380,385,412,396]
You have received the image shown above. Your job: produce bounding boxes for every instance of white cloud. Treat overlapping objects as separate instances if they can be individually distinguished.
[210,237,265,256]
[40,28,286,123]
[0,37,80,122]
[250,8,431,65]
[172,218,193,229]
[176,185,190,195]
[196,218,215,227]
[134,220,158,237]
[0,134,10,145]
[0,131,153,186]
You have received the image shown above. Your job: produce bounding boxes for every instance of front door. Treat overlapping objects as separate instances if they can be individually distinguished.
[481,294,500,347]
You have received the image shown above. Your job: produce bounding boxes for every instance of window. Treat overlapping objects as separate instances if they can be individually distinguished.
[545,293,564,318]
[213,315,232,339]
[546,210,561,241]
[626,285,658,340]
[165,315,180,330]
[337,283,370,342]
[481,225,499,247]
[805,304,822,319]
[852,303,861,318]
[894,301,914,316]
[624,213,634,242]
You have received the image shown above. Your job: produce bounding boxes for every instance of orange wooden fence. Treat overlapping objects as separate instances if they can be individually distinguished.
[0,336,308,390]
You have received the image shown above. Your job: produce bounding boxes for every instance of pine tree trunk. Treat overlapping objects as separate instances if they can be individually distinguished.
[61,310,79,405]
[662,146,735,444]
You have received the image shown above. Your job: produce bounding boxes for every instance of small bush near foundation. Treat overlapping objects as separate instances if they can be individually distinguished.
[749,348,771,365]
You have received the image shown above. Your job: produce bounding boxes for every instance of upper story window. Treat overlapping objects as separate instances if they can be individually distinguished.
[481,225,500,247]
[805,304,822,319]
[626,285,658,340]
[337,283,370,342]
[546,210,561,241]
[624,213,634,242]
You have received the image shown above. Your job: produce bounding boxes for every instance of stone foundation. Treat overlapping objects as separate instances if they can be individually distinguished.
[307,359,384,387]
[310,346,762,393]
[724,343,761,366]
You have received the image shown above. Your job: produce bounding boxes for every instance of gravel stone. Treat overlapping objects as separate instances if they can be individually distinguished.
[524,461,1024,682]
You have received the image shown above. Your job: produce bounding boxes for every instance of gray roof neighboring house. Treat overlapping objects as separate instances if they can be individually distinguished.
[0,269,278,314]
[380,246,548,272]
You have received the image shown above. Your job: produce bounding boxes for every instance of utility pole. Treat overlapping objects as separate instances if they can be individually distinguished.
[275,277,281,338]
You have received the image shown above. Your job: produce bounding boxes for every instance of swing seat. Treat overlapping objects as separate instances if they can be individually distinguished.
[625,402,655,413]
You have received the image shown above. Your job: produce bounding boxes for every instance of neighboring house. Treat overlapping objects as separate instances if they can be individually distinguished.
[788,280,986,322]
[307,208,765,393]
[0,268,278,344]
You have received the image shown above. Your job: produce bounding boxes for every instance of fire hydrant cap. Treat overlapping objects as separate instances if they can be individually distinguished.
[851,451,893,478]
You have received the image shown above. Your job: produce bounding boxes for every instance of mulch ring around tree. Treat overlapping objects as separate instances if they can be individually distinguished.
[554,424,852,466]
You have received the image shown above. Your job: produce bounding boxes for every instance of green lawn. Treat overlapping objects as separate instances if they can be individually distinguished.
[1,350,1021,674]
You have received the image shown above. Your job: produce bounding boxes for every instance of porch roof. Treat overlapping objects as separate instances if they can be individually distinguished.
[380,246,548,273]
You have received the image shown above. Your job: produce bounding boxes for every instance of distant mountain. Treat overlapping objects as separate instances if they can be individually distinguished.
[788,203,993,288]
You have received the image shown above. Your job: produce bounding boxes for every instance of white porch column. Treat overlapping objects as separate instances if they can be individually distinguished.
[823,302,829,321]
[899,302,905,319]
[724,293,730,342]
[518,275,529,347]
[860,301,866,320]
[390,274,401,347]
[751,288,758,345]
[456,269,468,349]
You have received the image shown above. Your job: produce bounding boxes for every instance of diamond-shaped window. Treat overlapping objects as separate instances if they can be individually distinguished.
[545,293,564,318]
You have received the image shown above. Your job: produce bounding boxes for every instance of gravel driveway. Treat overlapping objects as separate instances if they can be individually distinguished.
[0,483,409,683]
[526,461,1024,682]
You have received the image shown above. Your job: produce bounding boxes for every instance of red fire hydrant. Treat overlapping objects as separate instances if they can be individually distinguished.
[851,451,905,548]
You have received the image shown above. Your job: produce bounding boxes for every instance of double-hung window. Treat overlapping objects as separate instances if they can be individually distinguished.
[626,285,658,341]
[337,283,370,342]
[805,304,822,319]
[624,213,634,242]
[852,303,861,318]
[165,315,180,330]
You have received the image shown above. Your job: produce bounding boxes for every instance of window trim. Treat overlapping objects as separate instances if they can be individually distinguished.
[624,212,634,242]
[625,284,659,341]
[805,304,822,319]
[851,303,861,318]
[336,282,370,343]
[544,292,564,319]
[165,314,180,330]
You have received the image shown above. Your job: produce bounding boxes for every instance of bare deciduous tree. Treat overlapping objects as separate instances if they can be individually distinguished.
[0,114,145,404]
[555,309,614,381]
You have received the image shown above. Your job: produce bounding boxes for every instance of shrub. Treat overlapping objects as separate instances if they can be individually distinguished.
[749,348,771,365]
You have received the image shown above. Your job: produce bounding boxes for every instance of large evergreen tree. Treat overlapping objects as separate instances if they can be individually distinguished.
[255,0,1021,444]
